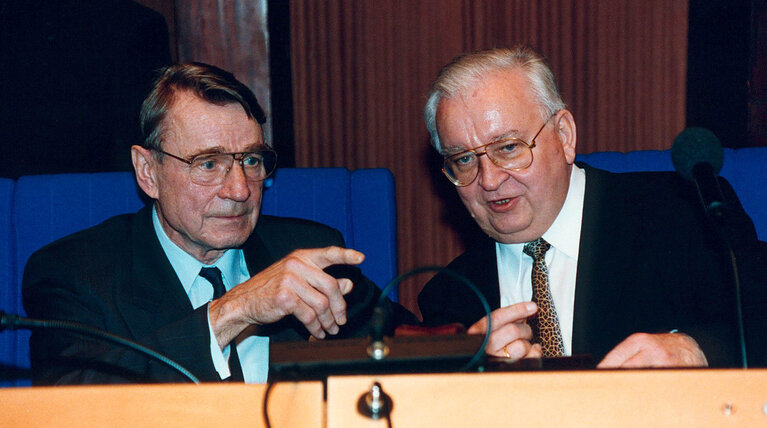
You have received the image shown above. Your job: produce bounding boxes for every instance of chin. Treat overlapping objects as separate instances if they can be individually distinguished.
[209,237,249,251]
[207,228,253,249]
[485,222,535,244]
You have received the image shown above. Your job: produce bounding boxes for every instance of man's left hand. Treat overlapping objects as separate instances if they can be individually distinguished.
[597,332,708,368]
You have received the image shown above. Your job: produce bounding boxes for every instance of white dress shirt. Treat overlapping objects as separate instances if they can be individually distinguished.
[496,165,586,355]
[152,206,269,383]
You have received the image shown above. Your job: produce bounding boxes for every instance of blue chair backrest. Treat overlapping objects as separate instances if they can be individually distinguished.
[2,167,397,386]
[0,179,17,383]
[576,148,767,240]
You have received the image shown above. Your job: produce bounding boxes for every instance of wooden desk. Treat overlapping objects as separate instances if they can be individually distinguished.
[0,381,323,428]
[2,370,766,427]
[326,369,767,427]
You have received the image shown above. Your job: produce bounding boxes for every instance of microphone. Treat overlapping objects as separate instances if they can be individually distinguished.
[670,128,748,368]
[671,127,726,221]
[368,266,492,370]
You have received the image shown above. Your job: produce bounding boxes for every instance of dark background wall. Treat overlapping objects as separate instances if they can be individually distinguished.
[1,0,764,313]
[688,0,756,148]
[0,0,171,178]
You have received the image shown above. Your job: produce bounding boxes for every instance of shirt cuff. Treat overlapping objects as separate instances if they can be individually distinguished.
[207,305,232,380]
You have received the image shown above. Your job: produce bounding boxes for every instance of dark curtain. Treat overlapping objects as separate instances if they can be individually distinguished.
[289,0,689,314]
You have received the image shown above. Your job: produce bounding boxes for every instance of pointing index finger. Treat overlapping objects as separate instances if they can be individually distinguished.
[305,246,365,269]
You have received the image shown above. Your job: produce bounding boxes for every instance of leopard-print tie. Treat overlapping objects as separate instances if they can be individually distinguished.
[523,238,565,357]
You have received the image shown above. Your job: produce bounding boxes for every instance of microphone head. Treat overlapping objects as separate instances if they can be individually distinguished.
[671,127,724,181]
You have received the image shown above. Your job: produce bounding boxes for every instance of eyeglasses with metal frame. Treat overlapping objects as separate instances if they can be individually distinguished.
[441,113,556,187]
[153,147,277,186]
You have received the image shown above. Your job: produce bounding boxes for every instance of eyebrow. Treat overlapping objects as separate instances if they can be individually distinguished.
[188,143,268,157]
[491,127,525,141]
[442,132,526,157]
[441,145,469,157]
[441,124,528,155]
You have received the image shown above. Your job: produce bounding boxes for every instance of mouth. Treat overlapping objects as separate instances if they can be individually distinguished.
[487,196,518,212]
[210,210,250,220]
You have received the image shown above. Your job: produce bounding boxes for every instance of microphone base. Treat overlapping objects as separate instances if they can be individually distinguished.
[269,334,484,381]
[268,334,595,381]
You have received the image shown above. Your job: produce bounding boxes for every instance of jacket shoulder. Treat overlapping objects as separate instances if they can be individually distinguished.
[27,212,137,264]
[255,215,346,246]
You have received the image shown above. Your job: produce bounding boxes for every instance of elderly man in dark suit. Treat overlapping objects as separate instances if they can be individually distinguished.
[418,46,766,368]
[23,63,411,384]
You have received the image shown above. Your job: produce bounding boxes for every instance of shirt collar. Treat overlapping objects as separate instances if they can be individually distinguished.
[541,164,586,259]
[495,164,586,256]
[151,204,243,294]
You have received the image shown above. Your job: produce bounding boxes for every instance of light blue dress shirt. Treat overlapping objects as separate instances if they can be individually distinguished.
[152,206,269,383]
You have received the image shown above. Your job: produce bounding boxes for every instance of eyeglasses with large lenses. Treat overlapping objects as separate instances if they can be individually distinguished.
[443,138,533,187]
[156,148,278,186]
[441,114,554,187]
[189,150,277,185]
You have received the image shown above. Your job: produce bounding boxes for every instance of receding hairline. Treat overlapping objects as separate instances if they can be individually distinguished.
[430,54,553,120]
[139,62,267,153]
[165,87,258,116]
[159,88,263,144]
[425,47,566,153]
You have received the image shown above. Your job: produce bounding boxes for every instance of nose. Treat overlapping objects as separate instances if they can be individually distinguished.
[218,161,252,201]
[476,154,509,190]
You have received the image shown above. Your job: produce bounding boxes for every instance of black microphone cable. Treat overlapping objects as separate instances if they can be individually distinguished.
[0,311,200,384]
[371,266,493,372]
[671,127,748,368]
[262,265,494,426]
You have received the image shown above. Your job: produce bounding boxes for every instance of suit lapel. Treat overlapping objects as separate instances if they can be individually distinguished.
[572,166,634,357]
[241,226,275,277]
[116,206,195,340]
[449,237,501,325]
[472,238,502,312]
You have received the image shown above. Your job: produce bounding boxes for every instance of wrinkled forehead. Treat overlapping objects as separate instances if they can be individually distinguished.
[436,73,543,152]
[162,94,264,152]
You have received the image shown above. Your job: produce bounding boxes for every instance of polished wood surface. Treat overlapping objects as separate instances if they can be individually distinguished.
[326,370,767,427]
[2,370,766,426]
[0,382,323,428]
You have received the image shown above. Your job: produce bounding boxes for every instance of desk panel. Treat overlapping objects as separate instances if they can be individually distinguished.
[0,382,322,427]
[327,369,767,427]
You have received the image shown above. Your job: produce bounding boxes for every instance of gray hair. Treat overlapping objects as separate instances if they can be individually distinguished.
[424,46,566,154]
[139,62,266,153]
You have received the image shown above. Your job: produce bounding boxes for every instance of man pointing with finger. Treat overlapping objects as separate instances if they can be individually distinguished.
[23,63,412,384]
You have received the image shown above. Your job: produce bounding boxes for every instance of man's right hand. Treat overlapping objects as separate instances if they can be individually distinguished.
[208,246,364,349]
[467,301,542,361]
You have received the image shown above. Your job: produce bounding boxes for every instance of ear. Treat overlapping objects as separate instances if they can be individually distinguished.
[554,109,577,165]
[131,145,160,200]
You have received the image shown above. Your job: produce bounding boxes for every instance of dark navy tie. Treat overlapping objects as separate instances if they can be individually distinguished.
[199,267,244,381]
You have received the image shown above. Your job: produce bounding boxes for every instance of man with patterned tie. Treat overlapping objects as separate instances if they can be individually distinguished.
[418,46,767,368]
[23,62,413,384]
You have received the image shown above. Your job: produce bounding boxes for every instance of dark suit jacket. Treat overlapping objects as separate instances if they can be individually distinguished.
[419,165,767,367]
[23,206,409,384]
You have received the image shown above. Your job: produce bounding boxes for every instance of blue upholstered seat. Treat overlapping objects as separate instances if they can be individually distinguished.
[577,148,767,240]
[0,179,17,384]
